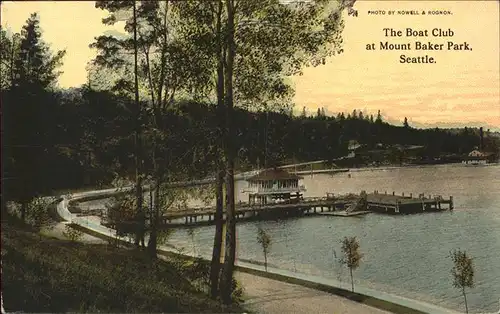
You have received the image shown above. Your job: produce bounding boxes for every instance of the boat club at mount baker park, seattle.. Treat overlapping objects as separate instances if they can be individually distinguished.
[243,168,306,205]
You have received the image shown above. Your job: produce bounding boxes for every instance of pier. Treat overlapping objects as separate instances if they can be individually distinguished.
[155,197,356,228]
[367,191,453,214]
[116,191,450,228]
[99,191,454,229]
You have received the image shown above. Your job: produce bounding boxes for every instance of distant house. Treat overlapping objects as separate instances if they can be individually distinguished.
[347,140,363,158]
[242,168,306,205]
[462,150,490,165]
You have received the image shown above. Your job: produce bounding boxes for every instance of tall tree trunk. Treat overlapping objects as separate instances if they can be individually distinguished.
[462,286,468,314]
[133,1,145,247]
[1,195,6,219]
[210,169,225,299]
[10,35,16,88]
[1,260,5,314]
[21,201,27,222]
[350,267,354,292]
[147,178,160,259]
[220,0,236,305]
[210,0,225,300]
[264,251,268,272]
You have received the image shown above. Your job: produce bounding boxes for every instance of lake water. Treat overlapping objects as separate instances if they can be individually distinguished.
[169,164,500,313]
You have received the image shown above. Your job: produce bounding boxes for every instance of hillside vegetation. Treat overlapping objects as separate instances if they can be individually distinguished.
[1,220,243,313]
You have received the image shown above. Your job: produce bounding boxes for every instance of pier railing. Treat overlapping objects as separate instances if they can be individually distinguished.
[242,185,306,194]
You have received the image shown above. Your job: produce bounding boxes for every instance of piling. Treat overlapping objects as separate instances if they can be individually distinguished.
[450,196,454,210]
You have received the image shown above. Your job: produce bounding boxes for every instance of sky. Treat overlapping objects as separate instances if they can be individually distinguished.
[1,1,499,130]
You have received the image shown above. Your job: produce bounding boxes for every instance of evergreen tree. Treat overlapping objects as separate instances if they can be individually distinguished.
[3,13,66,220]
[403,117,409,128]
[12,13,65,89]
[376,110,383,123]
[301,106,307,117]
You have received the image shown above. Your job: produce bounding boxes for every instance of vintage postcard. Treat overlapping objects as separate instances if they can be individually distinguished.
[1,1,499,313]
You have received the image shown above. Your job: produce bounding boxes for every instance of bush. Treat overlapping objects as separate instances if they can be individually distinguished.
[231,276,244,304]
[62,224,83,242]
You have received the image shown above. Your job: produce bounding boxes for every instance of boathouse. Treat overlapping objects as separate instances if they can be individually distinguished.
[462,150,489,165]
[243,168,306,205]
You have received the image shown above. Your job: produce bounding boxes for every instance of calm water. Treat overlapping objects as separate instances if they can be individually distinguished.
[168,164,500,312]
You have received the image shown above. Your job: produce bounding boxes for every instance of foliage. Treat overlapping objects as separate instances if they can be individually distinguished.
[231,275,244,304]
[105,192,142,238]
[257,226,272,271]
[450,249,475,313]
[25,197,55,233]
[62,224,84,242]
[451,249,475,289]
[340,236,362,292]
[10,13,66,90]
[157,228,176,246]
[1,222,243,313]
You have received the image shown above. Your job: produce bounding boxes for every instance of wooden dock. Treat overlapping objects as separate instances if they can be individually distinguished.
[101,191,454,229]
[366,191,453,214]
[157,197,356,227]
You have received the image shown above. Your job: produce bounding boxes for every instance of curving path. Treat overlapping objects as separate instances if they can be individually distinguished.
[56,188,467,314]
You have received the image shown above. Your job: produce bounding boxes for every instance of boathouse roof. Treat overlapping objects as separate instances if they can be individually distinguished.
[247,168,302,182]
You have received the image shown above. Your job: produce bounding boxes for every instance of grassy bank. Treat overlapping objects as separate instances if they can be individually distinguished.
[1,220,243,313]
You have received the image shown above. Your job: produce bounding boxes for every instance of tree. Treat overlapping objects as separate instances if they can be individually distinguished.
[321,107,326,118]
[340,236,362,292]
[211,0,349,304]
[3,13,66,219]
[376,110,383,123]
[403,117,409,128]
[257,227,271,271]
[317,108,322,118]
[301,106,307,118]
[92,0,147,249]
[210,169,225,299]
[94,0,350,302]
[451,249,475,314]
[26,197,56,238]
[92,1,211,257]
[12,13,66,89]
[0,27,20,90]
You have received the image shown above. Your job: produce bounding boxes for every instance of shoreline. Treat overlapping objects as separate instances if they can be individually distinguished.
[236,161,500,180]
[59,190,466,314]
